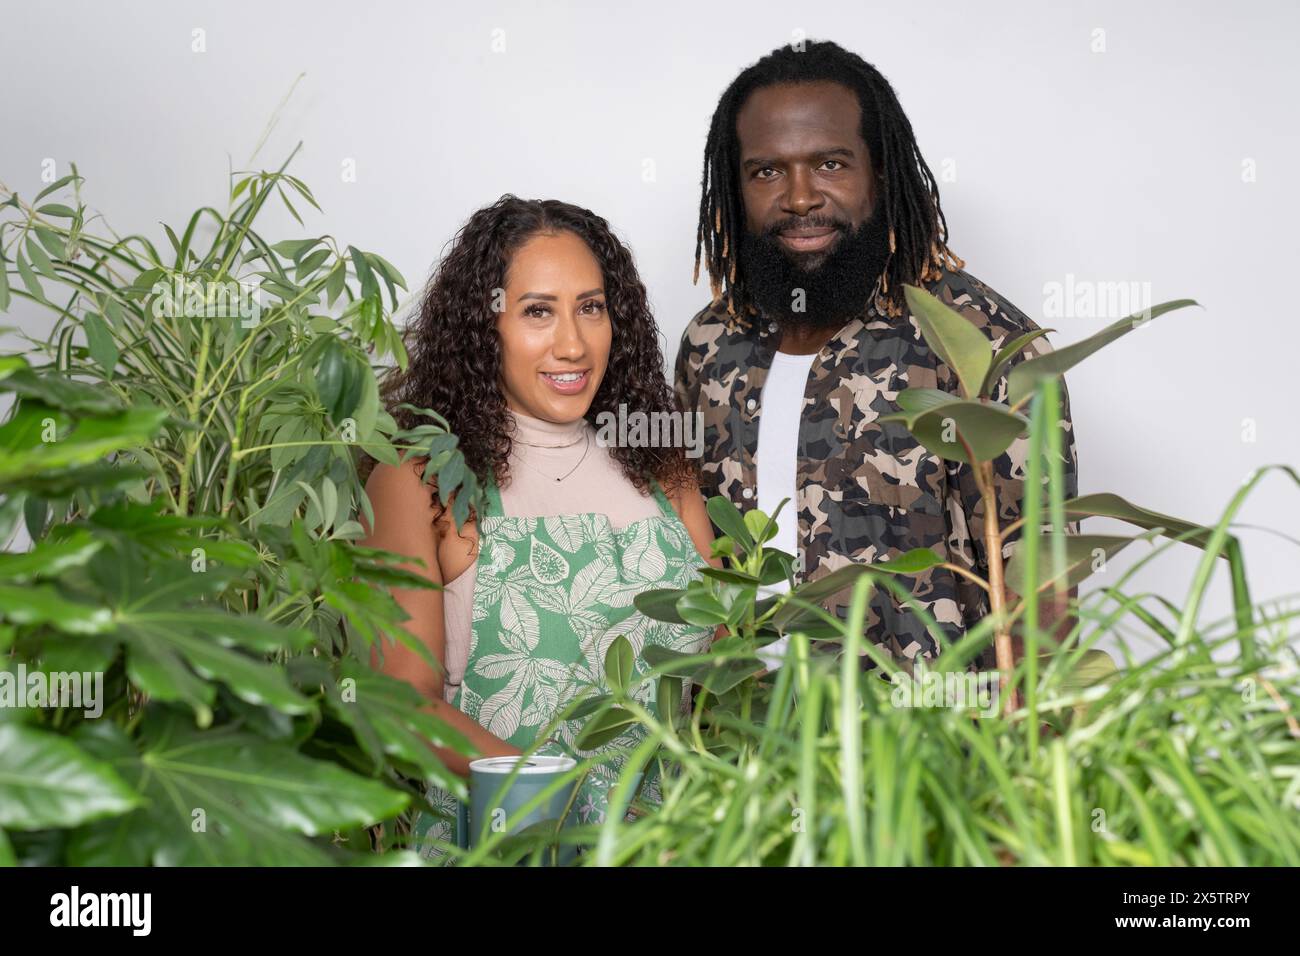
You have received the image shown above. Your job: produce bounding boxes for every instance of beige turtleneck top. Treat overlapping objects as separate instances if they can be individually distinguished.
[439,408,666,703]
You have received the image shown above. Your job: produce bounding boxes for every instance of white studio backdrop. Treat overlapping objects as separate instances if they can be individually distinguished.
[2,0,1296,660]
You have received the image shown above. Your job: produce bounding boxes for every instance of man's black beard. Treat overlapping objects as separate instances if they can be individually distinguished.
[736,215,891,331]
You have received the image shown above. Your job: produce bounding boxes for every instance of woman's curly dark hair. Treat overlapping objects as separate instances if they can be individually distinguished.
[376,195,697,512]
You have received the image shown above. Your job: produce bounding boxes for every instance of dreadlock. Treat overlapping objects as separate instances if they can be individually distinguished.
[693,39,964,319]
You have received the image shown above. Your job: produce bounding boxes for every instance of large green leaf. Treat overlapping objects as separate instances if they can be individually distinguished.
[881,397,1028,464]
[634,587,689,625]
[604,634,635,694]
[0,528,103,582]
[0,724,141,830]
[676,585,730,627]
[575,705,638,749]
[773,564,872,633]
[1007,299,1198,406]
[118,617,314,718]
[1,366,126,415]
[904,285,993,399]
[323,660,473,795]
[893,386,955,417]
[0,583,113,634]
[0,404,168,484]
[707,495,754,552]
[67,715,405,865]
[869,547,945,575]
[641,645,757,697]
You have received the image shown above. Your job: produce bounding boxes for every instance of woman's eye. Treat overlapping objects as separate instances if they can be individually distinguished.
[523,304,550,318]
[581,300,607,315]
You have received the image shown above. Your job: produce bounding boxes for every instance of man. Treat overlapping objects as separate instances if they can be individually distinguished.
[674,40,1079,674]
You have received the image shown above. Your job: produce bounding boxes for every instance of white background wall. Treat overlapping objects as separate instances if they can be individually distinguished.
[3,0,1296,656]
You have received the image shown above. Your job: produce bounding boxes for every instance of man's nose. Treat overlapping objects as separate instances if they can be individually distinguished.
[781,167,825,217]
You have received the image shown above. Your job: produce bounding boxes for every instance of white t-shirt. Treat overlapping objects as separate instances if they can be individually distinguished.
[754,349,817,671]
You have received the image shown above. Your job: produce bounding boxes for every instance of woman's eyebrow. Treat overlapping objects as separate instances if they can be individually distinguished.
[517,288,604,302]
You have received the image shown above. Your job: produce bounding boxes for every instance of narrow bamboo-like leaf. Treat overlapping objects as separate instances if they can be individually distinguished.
[83,312,118,373]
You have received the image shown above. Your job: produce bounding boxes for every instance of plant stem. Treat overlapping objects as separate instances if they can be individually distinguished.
[973,458,1017,715]
[175,321,212,516]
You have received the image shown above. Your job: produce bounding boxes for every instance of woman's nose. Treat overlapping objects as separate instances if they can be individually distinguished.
[551,312,587,360]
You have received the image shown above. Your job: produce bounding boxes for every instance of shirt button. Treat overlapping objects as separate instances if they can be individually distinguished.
[746,398,756,411]
[741,487,754,500]
[768,322,778,333]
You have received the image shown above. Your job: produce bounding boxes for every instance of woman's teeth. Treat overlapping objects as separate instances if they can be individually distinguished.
[544,372,584,382]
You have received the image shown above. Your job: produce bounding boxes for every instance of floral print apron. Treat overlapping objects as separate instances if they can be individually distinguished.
[411,472,711,861]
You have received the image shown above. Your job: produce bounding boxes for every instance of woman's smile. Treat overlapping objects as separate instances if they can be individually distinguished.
[539,368,591,394]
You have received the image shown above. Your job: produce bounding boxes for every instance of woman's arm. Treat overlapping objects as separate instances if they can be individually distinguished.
[667,476,728,645]
[359,460,521,777]
[668,475,722,570]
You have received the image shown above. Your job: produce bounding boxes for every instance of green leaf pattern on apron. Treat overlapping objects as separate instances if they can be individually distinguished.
[411,473,710,861]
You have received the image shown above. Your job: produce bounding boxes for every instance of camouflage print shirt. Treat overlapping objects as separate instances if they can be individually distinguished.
[673,265,1080,673]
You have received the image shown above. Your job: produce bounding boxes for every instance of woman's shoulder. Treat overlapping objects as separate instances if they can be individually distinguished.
[366,457,435,503]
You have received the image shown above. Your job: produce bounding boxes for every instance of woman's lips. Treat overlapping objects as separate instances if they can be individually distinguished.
[777,228,838,253]
[540,369,590,394]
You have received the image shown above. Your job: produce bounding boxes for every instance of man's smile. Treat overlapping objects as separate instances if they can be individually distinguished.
[776,225,839,254]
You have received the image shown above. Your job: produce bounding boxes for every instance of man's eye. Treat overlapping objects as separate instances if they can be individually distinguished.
[822,160,844,171]
[755,167,776,180]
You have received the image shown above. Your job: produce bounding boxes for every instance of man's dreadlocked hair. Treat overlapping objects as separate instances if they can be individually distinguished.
[693,39,963,318]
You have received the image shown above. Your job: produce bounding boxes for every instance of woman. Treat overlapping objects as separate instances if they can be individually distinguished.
[360,195,718,860]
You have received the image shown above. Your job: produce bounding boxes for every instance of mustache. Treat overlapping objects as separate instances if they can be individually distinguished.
[762,216,850,237]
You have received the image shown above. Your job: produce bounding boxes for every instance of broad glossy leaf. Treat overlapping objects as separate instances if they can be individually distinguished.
[869,547,944,575]
[0,583,113,634]
[904,284,993,399]
[676,586,729,627]
[0,406,168,484]
[575,705,638,750]
[0,724,140,830]
[707,495,753,552]
[634,587,688,624]
[1,367,124,415]
[0,528,103,582]
[69,714,406,865]
[881,398,1028,464]
[604,634,635,694]
[324,661,472,794]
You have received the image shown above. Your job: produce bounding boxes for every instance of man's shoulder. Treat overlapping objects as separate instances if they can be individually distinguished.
[922,266,1046,348]
[678,297,752,363]
[682,297,737,336]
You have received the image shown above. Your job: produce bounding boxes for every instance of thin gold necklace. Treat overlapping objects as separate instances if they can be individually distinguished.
[513,431,591,482]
